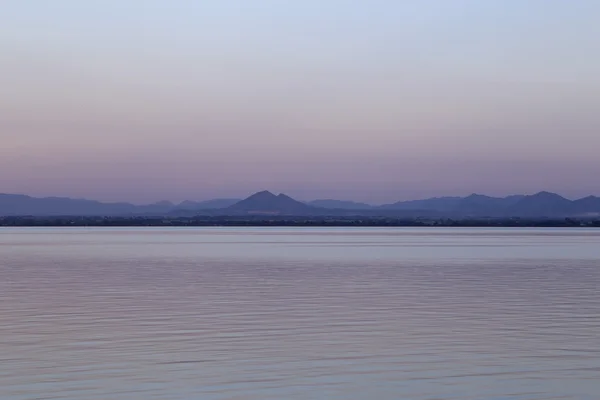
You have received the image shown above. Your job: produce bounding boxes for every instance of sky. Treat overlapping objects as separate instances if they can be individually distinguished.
[1,1,599,204]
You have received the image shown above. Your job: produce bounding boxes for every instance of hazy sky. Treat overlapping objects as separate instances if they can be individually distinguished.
[2,1,599,203]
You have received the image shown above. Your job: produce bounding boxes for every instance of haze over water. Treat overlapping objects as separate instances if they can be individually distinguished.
[1,227,600,399]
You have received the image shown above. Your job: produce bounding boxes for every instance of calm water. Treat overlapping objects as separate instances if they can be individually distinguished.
[1,227,600,399]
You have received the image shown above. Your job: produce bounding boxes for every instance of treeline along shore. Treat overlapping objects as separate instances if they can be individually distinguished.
[1,216,599,228]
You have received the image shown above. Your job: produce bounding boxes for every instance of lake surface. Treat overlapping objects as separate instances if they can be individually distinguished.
[1,227,600,399]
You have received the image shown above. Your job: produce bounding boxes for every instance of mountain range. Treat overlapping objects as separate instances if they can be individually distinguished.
[1,191,600,218]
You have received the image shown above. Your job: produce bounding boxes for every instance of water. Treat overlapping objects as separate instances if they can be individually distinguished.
[1,227,599,399]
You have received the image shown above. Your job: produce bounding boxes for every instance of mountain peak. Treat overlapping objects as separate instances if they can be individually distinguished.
[252,190,277,197]
[227,191,313,214]
[507,191,573,217]
[239,190,278,202]
[572,195,600,211]
[532,191,565,199]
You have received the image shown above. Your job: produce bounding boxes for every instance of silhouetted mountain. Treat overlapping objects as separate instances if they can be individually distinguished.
[507,191,573,217]
[380,197,462,211]
[453,194,525,216]
[136,201,176,214]
[0,193,138,216]
[178,198,241,210]
[454,194,500,215]
[502,195,527,206]
[227,191,316,215]
[152,201,175,207]
[571,196,600,216]
[2,191,600,218]
[308,199,373,210]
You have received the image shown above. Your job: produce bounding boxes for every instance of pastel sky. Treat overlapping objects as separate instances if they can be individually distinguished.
[1,1,599,204]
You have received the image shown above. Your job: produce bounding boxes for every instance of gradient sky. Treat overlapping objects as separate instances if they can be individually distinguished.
[1,1,599,204]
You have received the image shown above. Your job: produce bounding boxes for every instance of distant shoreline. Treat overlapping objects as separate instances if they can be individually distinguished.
[1,216,598,228]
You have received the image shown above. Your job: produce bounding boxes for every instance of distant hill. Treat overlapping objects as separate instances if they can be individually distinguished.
[2,190,600,218]
[135,201,176,214]
[507,191,575,217]
[380,194,543,217]
[380,197,462,211]
[178,198,241,210]
[308,199,373,210]
[572,196,600,216]
[0,193,139,216]
[227,191,317,215]
[453,194,525,216]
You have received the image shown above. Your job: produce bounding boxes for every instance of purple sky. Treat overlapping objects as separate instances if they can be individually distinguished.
[2,1,599,204]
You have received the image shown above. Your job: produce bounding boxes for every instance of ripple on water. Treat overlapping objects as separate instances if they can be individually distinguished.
[1,227,600,400]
